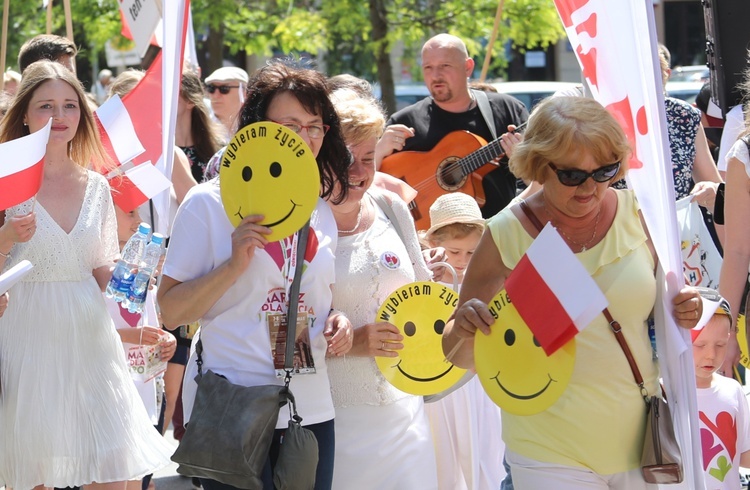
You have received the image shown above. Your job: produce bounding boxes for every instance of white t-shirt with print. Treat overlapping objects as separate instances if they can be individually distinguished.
[696,374,750,490]
[163,181,337,429]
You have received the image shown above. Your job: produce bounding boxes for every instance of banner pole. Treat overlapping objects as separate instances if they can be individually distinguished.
[46,0,53,34]
[63,0,73,42]
[0,0,9,91]
[480,0,505,83]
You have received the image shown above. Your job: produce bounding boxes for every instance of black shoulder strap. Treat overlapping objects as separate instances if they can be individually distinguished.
[473,89,497,140]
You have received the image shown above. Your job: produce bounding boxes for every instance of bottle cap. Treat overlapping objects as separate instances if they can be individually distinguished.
[138,223,152,235]
[151,233,165,245]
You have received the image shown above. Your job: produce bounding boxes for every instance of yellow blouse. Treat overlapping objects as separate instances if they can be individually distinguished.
[487,189,658,474]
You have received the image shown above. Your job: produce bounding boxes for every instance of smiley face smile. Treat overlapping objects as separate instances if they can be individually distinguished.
[491,372,556,400]
[394,359,454,382]
[263,201,299,227]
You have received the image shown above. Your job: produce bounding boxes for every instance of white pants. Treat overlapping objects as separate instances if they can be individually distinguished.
[506,450,657,490]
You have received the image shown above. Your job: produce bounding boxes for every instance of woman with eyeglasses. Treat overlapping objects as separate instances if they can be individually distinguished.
[442,96,702,490]
[158,58,354,490]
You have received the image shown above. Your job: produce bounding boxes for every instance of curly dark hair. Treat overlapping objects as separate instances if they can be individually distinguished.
[238,58,349,204]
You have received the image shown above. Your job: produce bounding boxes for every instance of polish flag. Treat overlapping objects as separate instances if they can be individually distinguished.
[0,119,51,210]
[505,223,608,356]
[108,161,171,213]
[94,94,145,166]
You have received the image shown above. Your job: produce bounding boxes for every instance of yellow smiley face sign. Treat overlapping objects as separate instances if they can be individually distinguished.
[474,289,576,416]
[375,282,467,396]
[220,122,320,241]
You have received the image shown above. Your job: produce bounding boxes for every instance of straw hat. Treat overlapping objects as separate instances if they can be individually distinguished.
[424,193,485,238]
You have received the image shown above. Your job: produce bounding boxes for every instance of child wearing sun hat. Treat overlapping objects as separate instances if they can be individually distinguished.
[420,192,506,490]
[692,287,750,489]
[421,192,486,284]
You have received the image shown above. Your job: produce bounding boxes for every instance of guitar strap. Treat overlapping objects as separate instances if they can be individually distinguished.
[473,89,497,140]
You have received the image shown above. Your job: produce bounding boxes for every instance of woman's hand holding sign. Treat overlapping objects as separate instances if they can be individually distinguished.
[229,215,271,272]
[350,321,404,358]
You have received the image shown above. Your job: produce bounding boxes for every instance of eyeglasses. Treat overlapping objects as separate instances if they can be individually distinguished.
[271,120,330,139]
[205,84,240,95]
[548,161,621,186]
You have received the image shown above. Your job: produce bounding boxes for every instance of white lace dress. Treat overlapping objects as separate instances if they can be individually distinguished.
[0,171,172,490]
[328,194,438,489]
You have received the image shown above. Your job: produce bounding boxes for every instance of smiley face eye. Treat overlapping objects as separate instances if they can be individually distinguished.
[242,166,252,182]
[269,161,282,178]
[434,319,445,335]
[533,336,541,347]
[403,321,416,336]
[504,329,516,346]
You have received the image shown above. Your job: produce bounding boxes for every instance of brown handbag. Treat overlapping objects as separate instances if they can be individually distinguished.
[602,309,683,484]
[518,200,683,484]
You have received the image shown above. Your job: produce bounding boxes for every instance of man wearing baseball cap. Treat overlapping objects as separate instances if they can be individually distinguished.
[204,66,249,138]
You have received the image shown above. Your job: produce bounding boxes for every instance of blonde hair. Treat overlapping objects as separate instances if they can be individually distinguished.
[108,69,145,99]
[330,88,385,146]
[0,60,112,173]
[509,96,631,184]
[427,222,483,245]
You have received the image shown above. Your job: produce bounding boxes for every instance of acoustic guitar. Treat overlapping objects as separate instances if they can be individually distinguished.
[379,130,509,231]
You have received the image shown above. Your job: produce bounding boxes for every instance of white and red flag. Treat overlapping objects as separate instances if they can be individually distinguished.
[505,223,608,356]
[94,94,145,166]
[0,119,51,210]
[94,93,170,213]
[553,1,702,487]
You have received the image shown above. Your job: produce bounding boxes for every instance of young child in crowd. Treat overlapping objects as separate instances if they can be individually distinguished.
[693,287,750,489]
[420,192,506,490]
[107,203,176,490]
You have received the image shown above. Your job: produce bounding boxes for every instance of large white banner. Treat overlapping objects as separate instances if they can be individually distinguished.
[553,1,703,488]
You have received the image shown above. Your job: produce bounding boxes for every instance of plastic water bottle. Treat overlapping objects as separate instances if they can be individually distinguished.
[105,223,151,301]
[125,233,165,313]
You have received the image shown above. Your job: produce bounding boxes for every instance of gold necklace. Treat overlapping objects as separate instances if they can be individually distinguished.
[338,200,363,235]
[542,199,602,252]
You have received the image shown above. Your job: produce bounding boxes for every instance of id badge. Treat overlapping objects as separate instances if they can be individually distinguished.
[267,311,316,377]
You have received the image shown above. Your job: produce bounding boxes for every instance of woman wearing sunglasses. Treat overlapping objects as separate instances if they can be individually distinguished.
[443,96,702,489]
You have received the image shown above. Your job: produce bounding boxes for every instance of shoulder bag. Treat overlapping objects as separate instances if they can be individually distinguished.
[519,200,683,484]
[171,222,318,490]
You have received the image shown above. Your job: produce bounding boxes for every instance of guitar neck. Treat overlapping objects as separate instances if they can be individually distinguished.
[460,138,506,176]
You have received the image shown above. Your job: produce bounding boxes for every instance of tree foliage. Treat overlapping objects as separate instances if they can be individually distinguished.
[0,0,564,105]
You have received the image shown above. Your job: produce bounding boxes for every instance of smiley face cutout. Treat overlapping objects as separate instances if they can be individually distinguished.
[376,282,467,396]
[474,289,576,415]
[220,122,320,241]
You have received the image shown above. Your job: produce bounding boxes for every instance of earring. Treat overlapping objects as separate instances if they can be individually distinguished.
[23,122,27,126]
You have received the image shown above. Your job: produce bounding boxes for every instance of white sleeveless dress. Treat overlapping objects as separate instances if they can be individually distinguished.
[0,172,172,489]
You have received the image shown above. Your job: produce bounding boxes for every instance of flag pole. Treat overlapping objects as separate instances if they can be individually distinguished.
[63,0,73,42]
[46,0,53,35]
[480,0,505,83]
[0,0,9,91]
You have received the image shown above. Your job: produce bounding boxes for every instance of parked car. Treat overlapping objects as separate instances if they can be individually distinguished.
[668,65,709,84]
[491,81,581,111]
[664,80,703,104]
[372,84,431,114]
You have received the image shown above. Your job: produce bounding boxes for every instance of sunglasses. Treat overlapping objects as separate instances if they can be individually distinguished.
[205,84,240,95]
[548,161,621,186]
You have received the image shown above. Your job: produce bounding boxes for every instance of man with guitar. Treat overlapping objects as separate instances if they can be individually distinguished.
[378,34,528,223]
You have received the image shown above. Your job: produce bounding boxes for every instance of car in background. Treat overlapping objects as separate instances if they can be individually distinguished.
[668,65,709,84]
[490,81,581,111]
[372,84,430,114]
[664,80,703,105]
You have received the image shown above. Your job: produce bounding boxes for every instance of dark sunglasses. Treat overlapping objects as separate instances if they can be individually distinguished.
[548,161,621,186]
[205,84,240,95]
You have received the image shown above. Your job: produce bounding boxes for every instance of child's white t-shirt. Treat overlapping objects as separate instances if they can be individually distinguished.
[697,374,750,490]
